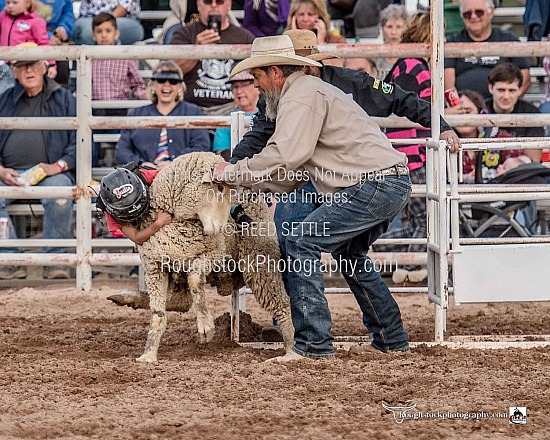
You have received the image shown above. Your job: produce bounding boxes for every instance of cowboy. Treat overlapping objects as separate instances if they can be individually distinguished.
[214,35,412,361]
[230,29,461,163]
[229,29,460,342]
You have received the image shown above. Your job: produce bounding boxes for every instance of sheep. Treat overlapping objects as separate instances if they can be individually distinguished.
[108,152,294,364]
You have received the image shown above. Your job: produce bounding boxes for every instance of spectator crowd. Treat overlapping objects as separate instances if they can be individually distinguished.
[0,0,549,283]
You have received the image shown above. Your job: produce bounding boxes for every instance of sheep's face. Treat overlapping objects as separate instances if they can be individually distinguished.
[197,180,232,236]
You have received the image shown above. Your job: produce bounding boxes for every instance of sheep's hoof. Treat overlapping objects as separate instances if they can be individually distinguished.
[136,353,158,364]
[261,326,284,342]
[197,316,215,343]
[198,327,215,344]
[107,290,149,310]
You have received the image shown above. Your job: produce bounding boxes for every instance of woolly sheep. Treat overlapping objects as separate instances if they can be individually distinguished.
[109,152,294,364]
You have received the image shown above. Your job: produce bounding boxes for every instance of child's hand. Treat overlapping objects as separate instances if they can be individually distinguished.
[155,210,172,227]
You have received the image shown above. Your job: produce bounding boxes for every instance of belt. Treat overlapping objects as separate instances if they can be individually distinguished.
[374,164,409,177]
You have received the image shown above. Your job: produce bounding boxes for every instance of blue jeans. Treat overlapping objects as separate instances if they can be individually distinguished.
[0,172,74,253]
[72,17,144,45]
[283,175,411,358]
[274,182,378,335]
[274,181,320,264]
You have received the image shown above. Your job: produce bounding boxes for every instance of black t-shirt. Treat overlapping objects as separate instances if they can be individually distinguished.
[2,93,49,169]
[171,21,255,108]
[445,28,531,99]
[485,99,545,138]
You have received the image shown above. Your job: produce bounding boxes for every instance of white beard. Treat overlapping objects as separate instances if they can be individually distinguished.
[264,88,281,121]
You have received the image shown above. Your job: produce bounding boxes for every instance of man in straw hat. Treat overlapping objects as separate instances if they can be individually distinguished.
[226,30,460,351]
[214,35,412,361]
[231,29,460,162]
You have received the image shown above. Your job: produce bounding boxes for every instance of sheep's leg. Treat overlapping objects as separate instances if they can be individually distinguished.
[271,308,295,353]
[244,269,295,352]
[108,289,193,313]
[108,290,150,310]
[136,269,169,364]
[188,271,215,343]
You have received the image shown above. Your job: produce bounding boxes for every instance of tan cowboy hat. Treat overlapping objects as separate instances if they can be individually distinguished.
[230,35,321,77]
[283,29,339,61]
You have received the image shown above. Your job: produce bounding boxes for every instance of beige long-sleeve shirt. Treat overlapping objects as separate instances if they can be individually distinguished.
[222,71,407,195]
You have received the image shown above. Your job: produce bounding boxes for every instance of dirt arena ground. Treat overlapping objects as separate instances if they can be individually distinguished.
[1,280,548,439]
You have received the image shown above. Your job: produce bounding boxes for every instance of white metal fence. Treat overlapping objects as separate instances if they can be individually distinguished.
[2,25,550,345]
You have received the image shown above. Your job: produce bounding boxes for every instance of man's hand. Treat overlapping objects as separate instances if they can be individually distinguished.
[196,29,221,45]
[213,161,230,181]
[0,166,22,186]
[37,163,61,176]
[52,27,68,44]
[440,130,461,154]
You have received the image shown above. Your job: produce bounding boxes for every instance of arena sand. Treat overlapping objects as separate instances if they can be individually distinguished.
[0,282,548,439]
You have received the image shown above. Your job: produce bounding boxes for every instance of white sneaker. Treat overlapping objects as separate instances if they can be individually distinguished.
[392,268,409,284]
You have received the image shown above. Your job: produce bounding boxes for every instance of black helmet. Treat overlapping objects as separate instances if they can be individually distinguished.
[99,168,149,224]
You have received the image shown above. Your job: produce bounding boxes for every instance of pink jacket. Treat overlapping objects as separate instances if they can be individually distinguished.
[0,11,54,65]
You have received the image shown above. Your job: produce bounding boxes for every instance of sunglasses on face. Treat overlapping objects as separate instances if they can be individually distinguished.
[202,0,226,5]
[153,78,182,85]
[462,9,486,20]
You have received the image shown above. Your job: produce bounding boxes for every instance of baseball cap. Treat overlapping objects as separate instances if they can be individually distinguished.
[227,70,254,83]
[10,42,46,67]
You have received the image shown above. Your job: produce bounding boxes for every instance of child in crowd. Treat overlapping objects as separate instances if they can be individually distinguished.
[91,12,146,101]
[91,12,146,166]
[0,0,56,94]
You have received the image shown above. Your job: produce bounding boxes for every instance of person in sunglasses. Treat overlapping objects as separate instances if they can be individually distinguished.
[115,61,211,168]
[444,0,531,100]
[170,0,255,115]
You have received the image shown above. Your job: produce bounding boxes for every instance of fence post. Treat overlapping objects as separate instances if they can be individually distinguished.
[75,52,93,291]
[430,0,449,342]
[230,111,246,342]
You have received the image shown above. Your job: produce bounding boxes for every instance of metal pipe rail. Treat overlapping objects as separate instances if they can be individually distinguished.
[92,100,152,109]
[89,115,243,130]
[3,41,550,62]
[0,239,134,247]
[0,41,547,295]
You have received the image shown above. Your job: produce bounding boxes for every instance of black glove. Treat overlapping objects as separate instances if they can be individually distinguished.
[230,204,255,227]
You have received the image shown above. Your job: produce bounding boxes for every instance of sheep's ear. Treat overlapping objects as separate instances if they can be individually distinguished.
[202,171,213,183]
